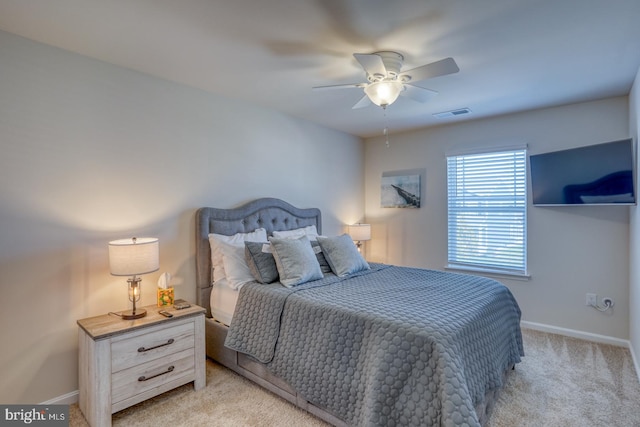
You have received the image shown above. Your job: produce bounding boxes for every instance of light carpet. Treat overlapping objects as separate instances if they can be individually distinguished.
[69,329,640,426]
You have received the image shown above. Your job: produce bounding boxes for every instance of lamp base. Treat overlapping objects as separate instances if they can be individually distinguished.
[120,308,147,320]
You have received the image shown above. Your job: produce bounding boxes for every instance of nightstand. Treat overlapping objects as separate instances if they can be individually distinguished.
[78,304,206,427]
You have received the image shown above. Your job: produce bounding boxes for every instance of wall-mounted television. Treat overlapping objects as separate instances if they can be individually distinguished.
[529,138,635,206]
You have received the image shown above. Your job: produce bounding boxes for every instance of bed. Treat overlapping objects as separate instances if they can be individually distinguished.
[195,198,524,427]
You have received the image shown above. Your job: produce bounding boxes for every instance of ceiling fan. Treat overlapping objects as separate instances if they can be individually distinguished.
[313,51,459,109]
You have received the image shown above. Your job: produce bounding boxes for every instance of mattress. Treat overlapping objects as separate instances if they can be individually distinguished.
[209,279,239,326]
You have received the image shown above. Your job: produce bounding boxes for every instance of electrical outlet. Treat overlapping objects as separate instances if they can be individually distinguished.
[586,293,597,306]
[603,297,615,308]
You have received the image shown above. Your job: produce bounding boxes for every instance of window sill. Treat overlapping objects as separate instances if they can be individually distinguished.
[445,264,531,281]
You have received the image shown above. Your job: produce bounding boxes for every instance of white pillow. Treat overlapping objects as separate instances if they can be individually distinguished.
[272,225,319,241]
[208,228,267,282]
[219,241,255,289]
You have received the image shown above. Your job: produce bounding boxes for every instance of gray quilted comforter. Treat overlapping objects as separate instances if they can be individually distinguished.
[225,264,524,427]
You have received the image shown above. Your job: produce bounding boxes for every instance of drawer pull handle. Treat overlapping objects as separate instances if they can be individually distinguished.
[138,365,174,382]
[138,338,174,352]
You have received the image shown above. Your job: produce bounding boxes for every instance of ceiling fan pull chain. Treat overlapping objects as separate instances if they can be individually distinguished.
[383,108,390,148]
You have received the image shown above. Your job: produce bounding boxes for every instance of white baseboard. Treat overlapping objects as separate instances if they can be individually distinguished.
[520,321,629,347]
[40,390,78,405]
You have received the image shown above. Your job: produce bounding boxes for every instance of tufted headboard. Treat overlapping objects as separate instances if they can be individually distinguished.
[195,198,322,317]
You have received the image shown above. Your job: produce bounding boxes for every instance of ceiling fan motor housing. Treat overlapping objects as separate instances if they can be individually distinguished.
[370,51,404,81]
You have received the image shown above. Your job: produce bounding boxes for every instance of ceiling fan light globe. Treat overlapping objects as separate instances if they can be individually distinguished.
[364,81,403,107]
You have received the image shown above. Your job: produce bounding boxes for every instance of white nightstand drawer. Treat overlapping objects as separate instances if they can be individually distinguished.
[111,321,194,372]
[111,347,195,405]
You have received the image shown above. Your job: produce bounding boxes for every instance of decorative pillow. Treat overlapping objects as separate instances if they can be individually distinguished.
[269,236,323,287]
[317,234,370,277]
[208,228,267,282]
[272,225,319,241]
[310,241,332,274]
[219,241,256,290]
[244,242,279,284]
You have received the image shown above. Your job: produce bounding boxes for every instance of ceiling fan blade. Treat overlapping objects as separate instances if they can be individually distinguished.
[401,84,438,103]
[399,57,459,83]
[353,53,387,78]
[312,83,366,91]
[352,95,372,109]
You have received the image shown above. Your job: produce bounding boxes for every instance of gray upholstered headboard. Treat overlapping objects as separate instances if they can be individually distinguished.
[195,198,322,317]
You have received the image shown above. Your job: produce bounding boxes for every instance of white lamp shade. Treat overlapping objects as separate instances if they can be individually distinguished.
[348,224,371,242]
[364,81,403,107]
[109,237,159,276]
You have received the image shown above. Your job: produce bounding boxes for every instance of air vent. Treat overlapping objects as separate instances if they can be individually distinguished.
[433,108,471,118]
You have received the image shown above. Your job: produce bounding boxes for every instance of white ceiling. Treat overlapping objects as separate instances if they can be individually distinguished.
[1,0,639,138]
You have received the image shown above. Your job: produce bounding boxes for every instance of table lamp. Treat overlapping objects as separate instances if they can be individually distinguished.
[347,224,371,252]
[108,237,159,320]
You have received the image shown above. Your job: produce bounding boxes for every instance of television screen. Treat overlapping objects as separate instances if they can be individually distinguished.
[529,138,635,206]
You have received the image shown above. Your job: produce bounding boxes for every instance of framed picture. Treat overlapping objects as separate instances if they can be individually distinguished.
[381,173,421,208]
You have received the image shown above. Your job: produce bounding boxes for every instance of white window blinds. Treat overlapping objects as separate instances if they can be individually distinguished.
[447,148,527,276]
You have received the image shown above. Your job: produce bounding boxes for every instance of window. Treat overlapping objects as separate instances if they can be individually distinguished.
[446,148,527,276]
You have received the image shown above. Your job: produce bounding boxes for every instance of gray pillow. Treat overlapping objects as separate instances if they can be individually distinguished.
[311,241,332,274]
[244,242,278,284]
[317,234,370,277]
[269,236,323,287]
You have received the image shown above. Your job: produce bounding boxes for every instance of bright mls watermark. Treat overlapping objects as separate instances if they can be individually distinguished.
[1,405,68,426]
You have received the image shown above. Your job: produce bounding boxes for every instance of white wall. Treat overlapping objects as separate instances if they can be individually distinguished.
[629,68,640,368]
[0,31,364,404]
[364,97,630,340]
